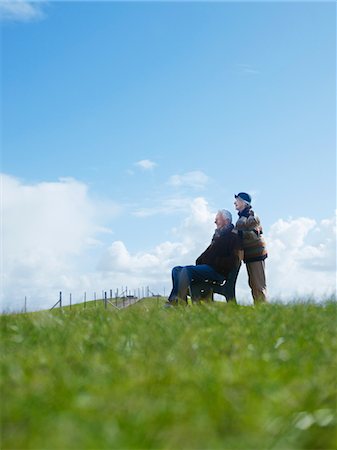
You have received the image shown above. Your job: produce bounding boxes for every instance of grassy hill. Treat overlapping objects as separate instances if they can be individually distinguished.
[1,299,336,449]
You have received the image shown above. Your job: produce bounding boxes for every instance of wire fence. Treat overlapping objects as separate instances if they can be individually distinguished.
[18,286,164,314]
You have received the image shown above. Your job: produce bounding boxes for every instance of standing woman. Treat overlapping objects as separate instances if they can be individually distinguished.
[234,192,268,303]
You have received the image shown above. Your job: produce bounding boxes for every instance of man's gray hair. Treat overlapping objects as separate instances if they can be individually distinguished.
[219,209,232,223]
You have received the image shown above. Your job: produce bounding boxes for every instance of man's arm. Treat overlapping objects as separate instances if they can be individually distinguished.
[195,234,239,277]
[195,244,212,265]
[212,234,240,276]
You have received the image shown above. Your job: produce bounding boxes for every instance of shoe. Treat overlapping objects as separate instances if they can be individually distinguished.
[163,297,178,308]
[163,301,174,308]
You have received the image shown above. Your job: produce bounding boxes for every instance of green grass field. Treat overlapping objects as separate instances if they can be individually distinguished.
[1,299,336,449]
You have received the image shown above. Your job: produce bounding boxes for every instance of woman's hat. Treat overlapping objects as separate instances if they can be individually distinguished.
[235,192,252,204]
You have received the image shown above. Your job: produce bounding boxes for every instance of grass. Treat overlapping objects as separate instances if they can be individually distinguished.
[1,299,336,449]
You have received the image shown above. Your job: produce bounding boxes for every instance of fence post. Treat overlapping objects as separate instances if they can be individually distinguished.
[104,291,107,309]
[49,292,62,311]
[70,293,72,309]
[24,296,27,313]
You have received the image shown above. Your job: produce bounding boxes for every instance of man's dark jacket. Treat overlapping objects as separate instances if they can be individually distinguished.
[195,225,240,278]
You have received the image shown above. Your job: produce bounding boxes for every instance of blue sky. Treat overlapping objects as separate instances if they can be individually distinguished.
[1,1,336,311]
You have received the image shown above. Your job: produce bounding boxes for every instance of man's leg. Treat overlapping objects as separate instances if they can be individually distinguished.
[181,265,224,303]
[167,266,183,303]
[176,267,191,303]
[222,263,241,303]
[246,261,268,304]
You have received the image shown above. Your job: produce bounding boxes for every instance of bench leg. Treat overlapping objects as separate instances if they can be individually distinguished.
[189,283,214,303]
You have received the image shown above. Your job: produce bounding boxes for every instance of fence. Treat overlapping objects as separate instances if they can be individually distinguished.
[48,287,162,312]
[21,286,163,313]
[8,286,165,315]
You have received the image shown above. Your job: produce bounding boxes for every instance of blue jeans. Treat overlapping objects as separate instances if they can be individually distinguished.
[168,263,241,303]
[168,265,225,303]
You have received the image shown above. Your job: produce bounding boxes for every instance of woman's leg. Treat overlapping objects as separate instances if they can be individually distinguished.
[246,261,268,303]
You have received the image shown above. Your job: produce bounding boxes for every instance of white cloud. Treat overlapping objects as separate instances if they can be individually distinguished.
[265,214,336,300]
[1,174,120,312]
[97,197,214,293]
[171,197,214,246]
[1,174,335,312]
[98,240,184,276]
[135,159,157,170]
[0,0,47,22]
[99,198,213,274]
[168,171,209,190]
[2,175,94,257]
[133,196,194,217]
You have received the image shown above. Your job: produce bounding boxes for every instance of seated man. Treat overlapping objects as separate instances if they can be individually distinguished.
[166,209,241,306]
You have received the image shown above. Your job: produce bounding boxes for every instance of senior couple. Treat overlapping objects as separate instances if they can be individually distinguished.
[166,192,268,306]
